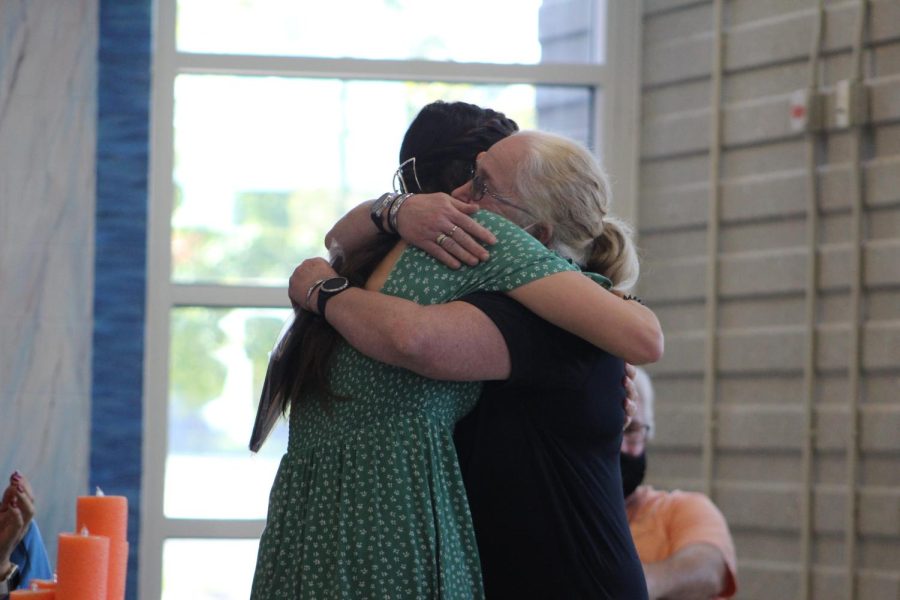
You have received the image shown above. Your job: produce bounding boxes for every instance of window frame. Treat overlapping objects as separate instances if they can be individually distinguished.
[142,1,640,597]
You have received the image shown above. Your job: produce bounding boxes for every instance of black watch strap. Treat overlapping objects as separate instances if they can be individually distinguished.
[0,563,20,595]
[316,277,351,319]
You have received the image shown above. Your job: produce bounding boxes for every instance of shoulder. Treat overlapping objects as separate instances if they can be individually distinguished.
[460,291,529,317]
[657,489,734,553]
[472,210,549,253]
[665,489,724,516]
[472,209,515,228]
[466,211,576,280]
[633,487,727,529]
[458,292,550,348]
[640,488,726,527]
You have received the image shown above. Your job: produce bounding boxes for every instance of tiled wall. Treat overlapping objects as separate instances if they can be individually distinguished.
[637,1,900,598]
[0,0,98,564]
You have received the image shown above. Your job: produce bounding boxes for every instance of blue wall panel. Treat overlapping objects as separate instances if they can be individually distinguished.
[93,1,151,598]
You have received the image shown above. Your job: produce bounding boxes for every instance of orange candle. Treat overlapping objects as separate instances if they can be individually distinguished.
[57,530,109,600]
[76,494,128,542]
[10,590,55,599]
[76,492,128,600]
[27,579,57,590]
[9,590,56,600]
[106,539,129,600]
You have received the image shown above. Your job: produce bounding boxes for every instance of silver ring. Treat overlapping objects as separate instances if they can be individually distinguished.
[436,233,448,246]
[447,224,459,238]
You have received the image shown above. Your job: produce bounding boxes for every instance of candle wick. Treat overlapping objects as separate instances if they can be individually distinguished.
[95,486,105,496]
[80,525,90,536]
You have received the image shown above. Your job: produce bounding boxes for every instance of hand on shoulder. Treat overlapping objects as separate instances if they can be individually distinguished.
[396,193,494,269]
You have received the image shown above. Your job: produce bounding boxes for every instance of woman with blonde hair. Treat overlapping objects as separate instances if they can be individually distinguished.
[254,106,661,598]
[297,128,656,598]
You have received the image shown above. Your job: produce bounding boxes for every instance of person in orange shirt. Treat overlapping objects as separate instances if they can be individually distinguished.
[622,368,738,599]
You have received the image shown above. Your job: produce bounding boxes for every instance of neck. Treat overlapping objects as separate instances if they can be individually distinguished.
[549,240,584,266]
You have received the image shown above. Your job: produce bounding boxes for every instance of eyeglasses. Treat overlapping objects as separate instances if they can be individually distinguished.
[623,424,650,447]
[392,157,422,194]
[468,166,539,221]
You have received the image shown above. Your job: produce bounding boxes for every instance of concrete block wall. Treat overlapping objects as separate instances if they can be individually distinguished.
[637,1,900,598]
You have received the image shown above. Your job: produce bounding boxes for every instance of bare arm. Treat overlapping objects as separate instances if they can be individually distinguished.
[324,200,377,257]
[325,193,494,269]
[290,261,650,418]
[642,543,730,600]
[290,258,510,381]
[329,291,510,381]
[292,253,661,380]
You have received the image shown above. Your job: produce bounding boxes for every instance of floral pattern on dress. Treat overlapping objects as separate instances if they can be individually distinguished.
[250,211,578,599]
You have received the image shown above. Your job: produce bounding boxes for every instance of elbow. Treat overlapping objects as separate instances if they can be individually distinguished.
[646,329,665,363]
[386,319,451,379]
[384,316,436,372]
[627,327,665,365]
[390,325,428,364]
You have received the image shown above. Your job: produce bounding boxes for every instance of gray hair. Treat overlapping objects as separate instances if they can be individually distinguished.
[510,130,640,290]
[633,367,655,439]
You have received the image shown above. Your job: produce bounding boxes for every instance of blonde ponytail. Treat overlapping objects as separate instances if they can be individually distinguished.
[587,215,639,290]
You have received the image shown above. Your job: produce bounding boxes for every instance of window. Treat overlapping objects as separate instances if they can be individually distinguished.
[145,1,637,597]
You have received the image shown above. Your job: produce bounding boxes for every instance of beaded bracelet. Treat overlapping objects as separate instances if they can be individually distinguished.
[388,192,414,234]
[370,192,398,234]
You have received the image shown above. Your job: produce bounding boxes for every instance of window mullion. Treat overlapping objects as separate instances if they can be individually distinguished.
[161,518,266,539]
[175,53,607,87]
[171,284,289,309]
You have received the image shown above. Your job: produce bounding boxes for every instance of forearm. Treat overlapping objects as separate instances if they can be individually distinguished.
[506,271,664,364]
[321,288,430,369]
[642,544,728,600]
[322,289,510,381]
[612,301,664,364]
[324,200,379,256]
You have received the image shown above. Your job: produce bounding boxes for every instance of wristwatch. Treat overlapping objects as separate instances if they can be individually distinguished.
[0,563,20,595]
[316,276,351,319]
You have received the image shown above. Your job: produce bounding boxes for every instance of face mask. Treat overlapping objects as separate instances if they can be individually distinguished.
[620,451,646,498]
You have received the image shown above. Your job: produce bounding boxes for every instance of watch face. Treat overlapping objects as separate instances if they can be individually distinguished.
[321,277,349,293]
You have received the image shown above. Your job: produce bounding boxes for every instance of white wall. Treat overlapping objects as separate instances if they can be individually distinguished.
[0,0,98,565]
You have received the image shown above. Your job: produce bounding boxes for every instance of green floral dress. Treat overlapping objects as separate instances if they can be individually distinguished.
[251,211,578,599]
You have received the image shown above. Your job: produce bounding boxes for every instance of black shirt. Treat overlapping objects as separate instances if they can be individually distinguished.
[454,292,647,600]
